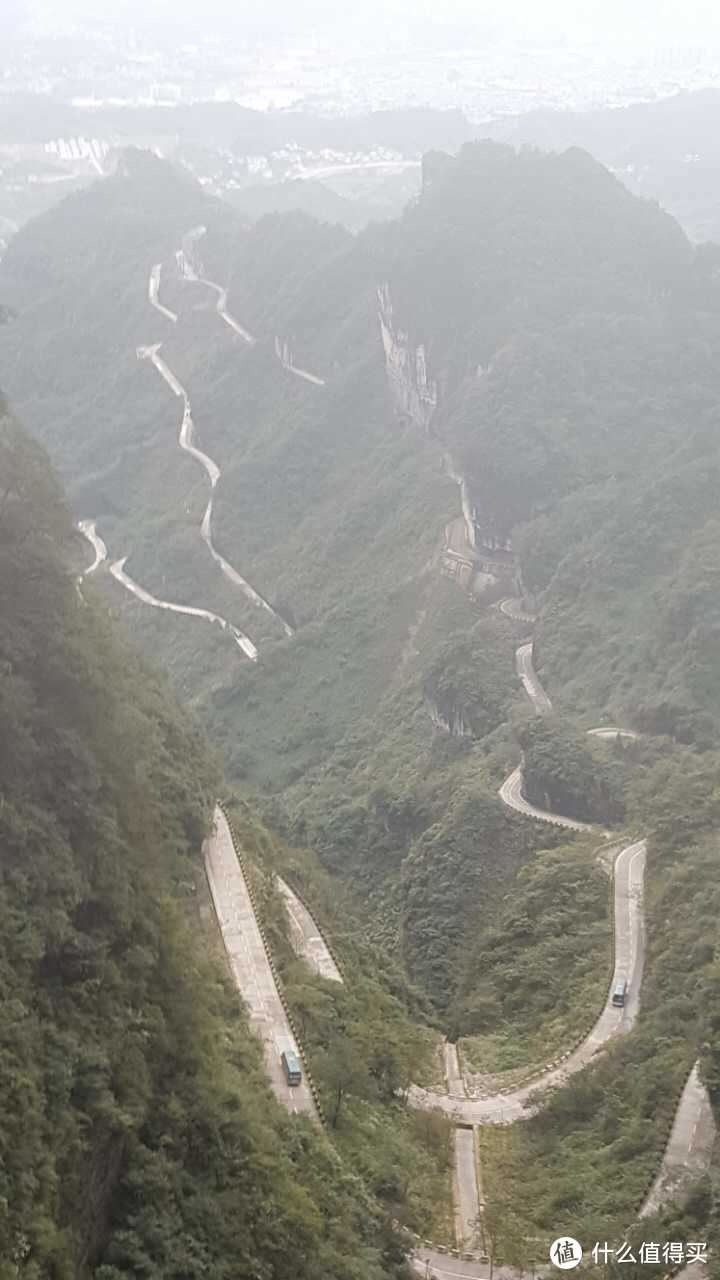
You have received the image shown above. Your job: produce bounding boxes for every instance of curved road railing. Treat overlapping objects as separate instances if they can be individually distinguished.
[204,804,319,1120]
[176,225,325,385]
[77,520,258,660]
[136,338,293,637]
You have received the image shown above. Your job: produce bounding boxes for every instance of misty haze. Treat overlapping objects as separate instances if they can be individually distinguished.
[1,3,719,1278]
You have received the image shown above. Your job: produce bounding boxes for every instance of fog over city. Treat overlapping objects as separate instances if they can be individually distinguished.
[8,0,720,42]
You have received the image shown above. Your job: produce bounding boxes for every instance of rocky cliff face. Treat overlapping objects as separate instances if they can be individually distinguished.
[377,283,438,430]
[427,698,473,738]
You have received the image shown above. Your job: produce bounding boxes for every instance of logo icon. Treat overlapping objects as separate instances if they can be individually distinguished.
[550,1237,583,1269]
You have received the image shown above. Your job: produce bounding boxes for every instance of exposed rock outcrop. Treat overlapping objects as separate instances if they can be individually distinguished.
[377,283,438,429]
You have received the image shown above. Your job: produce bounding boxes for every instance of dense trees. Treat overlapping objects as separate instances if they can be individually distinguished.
[520,717,626,825]
[0,412,418,1278]
[3,133,720,1257]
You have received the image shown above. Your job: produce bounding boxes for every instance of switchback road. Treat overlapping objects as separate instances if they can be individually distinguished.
[516,641,552,714]
[274,335,326,386]
[496,598,536,624]
[177,225,325,385]
[77,519,107,578]
[77,521,258,659]
[498,764,596,833]
[176,227,255,345]
[277,877,343,983]
[109,554,258,660]
[137,337,293,637]
[411,837,645,1123]
[640,1062,716,1217]
[148,262,178,323]
[205,807,318,1120]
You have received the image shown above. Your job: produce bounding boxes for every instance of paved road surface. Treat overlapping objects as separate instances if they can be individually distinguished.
[277,877,343,982]
[587,726,638,741]
[499,764,596,833]
[77,519,107,578]
[109,555,258,660]
[640,1062,716,1217]
[274,335,326,386]
[497,598,537,624]
[497,643,714,1205]
[411,839,645,1123]
[412,1250,529,1280]
[205,807,318,1120]
[445,515,475,566]
[137,337,293,636]
[443,455,476,549]
[148,262,178,323]
[454,1128,482,1252]
[176,227,256,344]
[445,1043,466,1098]
[516,641,552,714]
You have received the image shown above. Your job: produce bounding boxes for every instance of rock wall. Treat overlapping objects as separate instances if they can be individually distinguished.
[428,699,473,738]
[377,283,438,430]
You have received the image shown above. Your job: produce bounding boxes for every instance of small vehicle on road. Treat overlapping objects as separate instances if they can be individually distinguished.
[281,1048,302,1086]
[611,979,628,1007]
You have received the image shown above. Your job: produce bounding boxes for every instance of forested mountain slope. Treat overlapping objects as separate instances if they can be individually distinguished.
[2,139,720,1023]
[0,409,417,1278]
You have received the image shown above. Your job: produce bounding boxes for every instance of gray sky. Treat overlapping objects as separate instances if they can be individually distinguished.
[15,0,720,47]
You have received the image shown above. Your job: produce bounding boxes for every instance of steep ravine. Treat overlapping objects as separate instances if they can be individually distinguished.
[78,242,715,1274]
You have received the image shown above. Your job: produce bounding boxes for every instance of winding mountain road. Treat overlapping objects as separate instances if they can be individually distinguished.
[81,253,714,1268]
[176,227,255,345]
[204,806,318,1119]
[274,335,326,386]
[137,339,293,637]
[77,518,107,578]
[277,877,343,983]
[497,598,536,625]
[516,641,552,714]
[411,836,646,1123]
[148,262,178,323]
[76,521,258,659]
[640,1062,715,1218]
[110,555,259,659]
[177,225,325,386]
[498,764,596,833]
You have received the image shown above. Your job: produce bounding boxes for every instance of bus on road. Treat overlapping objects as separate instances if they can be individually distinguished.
[281,1048,302,1086]
[611,979,627,1007]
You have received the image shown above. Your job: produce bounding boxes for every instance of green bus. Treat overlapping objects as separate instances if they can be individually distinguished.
[281,1049,302,1086]
[611,979,627,1007]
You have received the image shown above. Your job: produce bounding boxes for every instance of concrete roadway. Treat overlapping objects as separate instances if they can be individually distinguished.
[108,555,259,660]
[137,332,293,635]
[411,838,645,1124]
[204,807,319,1120]
[498,764,596,833]
[148,261,178,323]
[175,226,256,344]
[444,1043,467,1099]
[497,598,537,625]
[77,519,107,578]
[274,335,326,386]
[453,1127,482,1253]
[640,1062,716,1217]
[276,877,343,983]
[516,641,553,714]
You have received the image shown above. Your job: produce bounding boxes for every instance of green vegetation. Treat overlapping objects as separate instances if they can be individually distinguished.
[0,411,424,1278]
[520,717,626,825]
[3,133,720,1259]
[477,749,720,1256]
[457,842,610,1073]
[225,798,455,1245]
